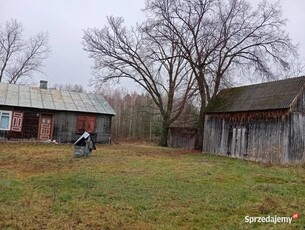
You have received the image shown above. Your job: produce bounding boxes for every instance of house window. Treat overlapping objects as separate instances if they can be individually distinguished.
[0,110,12,131]
[76,114,96,134]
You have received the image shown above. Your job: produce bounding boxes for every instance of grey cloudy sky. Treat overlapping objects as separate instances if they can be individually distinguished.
[1,0,305,91]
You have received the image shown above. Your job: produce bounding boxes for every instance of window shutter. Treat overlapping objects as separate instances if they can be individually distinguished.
[86,116,96,133]
[77,115,86,132]
[76,115,96,133]
[11,112,23,132]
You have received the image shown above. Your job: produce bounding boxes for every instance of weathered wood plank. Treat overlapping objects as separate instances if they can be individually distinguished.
[203,109,305,164]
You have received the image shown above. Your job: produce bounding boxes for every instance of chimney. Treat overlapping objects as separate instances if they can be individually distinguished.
[40,80,48,89]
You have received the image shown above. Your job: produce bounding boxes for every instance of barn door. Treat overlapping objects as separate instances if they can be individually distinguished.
[230,127,247,156]
[38,114,54,141]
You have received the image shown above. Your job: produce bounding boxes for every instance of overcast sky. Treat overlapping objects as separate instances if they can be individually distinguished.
[1,0,305,92]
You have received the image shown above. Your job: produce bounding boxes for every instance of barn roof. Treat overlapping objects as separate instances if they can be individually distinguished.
[205,76,305,113]
[0,82,116,115]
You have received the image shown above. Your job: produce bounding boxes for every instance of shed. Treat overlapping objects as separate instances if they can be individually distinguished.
[74,131,96,157]
[168,127,197,149]
[0,81,116,143]
[203,76,305,164]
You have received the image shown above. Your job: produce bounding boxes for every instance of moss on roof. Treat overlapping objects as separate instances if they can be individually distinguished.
[205,76,305,113]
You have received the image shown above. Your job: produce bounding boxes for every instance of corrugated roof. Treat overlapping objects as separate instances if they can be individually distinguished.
[0,82,116,115]
[205,76,305,113]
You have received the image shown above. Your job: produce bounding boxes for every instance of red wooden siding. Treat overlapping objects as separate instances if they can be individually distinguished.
[76,114,96,133]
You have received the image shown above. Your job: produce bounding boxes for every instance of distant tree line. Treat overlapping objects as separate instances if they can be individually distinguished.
[99,87,198,143]
[52,83,85,93]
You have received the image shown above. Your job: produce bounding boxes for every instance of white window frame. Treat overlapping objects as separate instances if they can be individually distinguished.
[0,110,12,131]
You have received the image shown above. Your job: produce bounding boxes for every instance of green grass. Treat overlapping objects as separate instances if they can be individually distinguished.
[0,142,304,229]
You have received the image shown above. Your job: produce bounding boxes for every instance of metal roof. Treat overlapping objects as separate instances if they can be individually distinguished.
[205,76,305,113]
[0,82,116,115]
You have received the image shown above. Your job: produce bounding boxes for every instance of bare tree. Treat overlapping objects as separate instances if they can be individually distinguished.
[0,19,50,83]
[145,0,298,149]
[83,17,196,146]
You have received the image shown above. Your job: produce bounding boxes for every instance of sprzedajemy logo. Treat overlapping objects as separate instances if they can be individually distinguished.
[245,212,298,224]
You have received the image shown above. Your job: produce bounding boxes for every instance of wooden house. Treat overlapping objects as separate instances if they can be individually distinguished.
[0,81,115,143]
[203,76,305,164]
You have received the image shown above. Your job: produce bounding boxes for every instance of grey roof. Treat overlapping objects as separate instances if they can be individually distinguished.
[205,76,305,113]
[0,82,116,115]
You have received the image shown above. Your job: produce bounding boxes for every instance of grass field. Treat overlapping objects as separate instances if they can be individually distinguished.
[0,142,304,229]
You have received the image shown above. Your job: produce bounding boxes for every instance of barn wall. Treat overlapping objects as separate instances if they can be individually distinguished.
[289,90,305,162]
[288,113,305,162]
[95,115,112,144]
[53,112,77,142]
[53,112,112,143]
[203,110,304,164]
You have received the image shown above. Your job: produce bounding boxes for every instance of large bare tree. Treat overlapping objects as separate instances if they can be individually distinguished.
[145,0,298,149]
[83,17,196,146]
[0,19,50,83]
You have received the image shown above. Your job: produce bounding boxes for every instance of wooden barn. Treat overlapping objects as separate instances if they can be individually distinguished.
[203,76,305,164]
[0,81,115,143]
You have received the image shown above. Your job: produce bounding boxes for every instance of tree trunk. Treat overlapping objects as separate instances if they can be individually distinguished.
[195,104,205,150]
[195,76,206,151]
[159,123,170,147]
